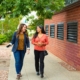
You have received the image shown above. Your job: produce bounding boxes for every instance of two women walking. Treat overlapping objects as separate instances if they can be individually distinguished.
[7,24,48,80]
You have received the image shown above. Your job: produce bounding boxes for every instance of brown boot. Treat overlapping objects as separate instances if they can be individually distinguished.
[16,74,20,80]
[19,73,22,77]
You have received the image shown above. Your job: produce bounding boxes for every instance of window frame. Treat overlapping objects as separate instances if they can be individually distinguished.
[50,24,55,38]
[67,21,78,43]
[65,0,78,6]
[57,23,64,40]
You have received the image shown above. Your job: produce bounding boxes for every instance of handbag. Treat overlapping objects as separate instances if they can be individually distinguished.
[44,50,48,56]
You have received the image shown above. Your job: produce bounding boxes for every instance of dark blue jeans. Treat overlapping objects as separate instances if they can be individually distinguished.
[13,50,25,74]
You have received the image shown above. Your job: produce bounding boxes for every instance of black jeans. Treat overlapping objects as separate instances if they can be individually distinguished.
[34,50,45,74]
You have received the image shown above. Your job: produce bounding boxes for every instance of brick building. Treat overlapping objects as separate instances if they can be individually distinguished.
[44,0,80,70]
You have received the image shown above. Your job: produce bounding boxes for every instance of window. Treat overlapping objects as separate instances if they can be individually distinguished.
[50,24,55,38]
[45,25,49,35]
[67,22,78,43]
[65,0,78,6]
[57,23,64,40]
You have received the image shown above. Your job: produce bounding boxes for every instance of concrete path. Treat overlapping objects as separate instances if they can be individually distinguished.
[8,44,80,80]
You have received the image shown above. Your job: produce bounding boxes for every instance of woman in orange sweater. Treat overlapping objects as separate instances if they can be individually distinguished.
[31,25,49,78]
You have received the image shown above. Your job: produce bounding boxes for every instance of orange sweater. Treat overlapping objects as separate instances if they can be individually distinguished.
[31,34,49,51]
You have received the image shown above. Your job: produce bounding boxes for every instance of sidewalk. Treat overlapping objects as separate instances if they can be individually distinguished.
[8,44,80,80]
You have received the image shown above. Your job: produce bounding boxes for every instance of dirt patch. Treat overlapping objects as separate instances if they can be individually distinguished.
[0,70,8,80]
[59,62,76,71]
[0,43,11,80]
[0,59,10,70]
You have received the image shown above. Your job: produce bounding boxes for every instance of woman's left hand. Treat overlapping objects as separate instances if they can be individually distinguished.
[26,49,30,54]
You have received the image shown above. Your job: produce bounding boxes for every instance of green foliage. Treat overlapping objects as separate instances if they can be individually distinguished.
[0,16,21,42]
[0,16,21,33]
[5,30,14,41]
[29,18,44,30]
[0,34,7,45]
[0,0,65,31]
[0,0,65,18]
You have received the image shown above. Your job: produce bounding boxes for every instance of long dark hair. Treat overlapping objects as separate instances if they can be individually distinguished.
[33,25,46,38]
[16,24,28,37]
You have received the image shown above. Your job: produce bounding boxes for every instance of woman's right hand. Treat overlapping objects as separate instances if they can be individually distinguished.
[35,42,43,47]
[6,43,12,48]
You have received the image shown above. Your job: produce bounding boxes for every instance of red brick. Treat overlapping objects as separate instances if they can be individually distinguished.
[45,6,80,70]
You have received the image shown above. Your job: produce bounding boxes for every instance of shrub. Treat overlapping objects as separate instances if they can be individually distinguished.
[0,34,7,45]
[5,30,14,42]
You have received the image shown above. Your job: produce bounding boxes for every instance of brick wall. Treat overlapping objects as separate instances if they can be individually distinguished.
[44,6,80,70]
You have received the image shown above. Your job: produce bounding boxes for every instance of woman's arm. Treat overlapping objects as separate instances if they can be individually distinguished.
[11,32,17,44]
[26,37,30,49]
[31,38,36,45]
[41,36,49,46]
[31,38,39,46]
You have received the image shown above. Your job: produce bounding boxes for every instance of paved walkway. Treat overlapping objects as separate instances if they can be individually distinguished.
[8,44,80,80]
